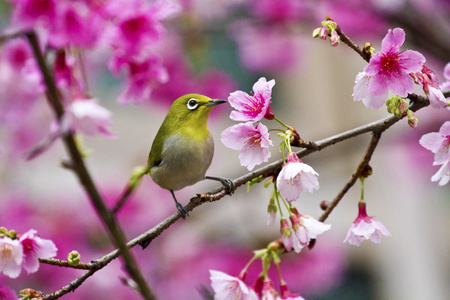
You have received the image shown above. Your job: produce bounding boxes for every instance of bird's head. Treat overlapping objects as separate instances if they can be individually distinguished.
[167,94,226,127]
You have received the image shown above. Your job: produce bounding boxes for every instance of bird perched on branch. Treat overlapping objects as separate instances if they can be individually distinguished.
[147,94,234,218]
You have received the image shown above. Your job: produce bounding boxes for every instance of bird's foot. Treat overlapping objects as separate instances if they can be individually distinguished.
[170,190,189,219]
[205,176,236,195]
[175,202,189,219]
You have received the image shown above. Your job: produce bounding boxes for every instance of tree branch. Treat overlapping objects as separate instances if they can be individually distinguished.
[25,31,156,300]
[319,131,382,222]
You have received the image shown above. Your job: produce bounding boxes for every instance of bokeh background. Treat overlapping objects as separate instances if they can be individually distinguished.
[0,0,449,299]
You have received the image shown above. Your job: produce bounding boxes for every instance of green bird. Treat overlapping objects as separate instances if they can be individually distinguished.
[147,94,234,219]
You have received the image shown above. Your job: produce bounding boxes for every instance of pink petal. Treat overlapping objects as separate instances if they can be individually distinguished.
[439,121,450,136]
[444,62,450,81]
[301,217,331,238]
[252,77,275,96]
[381,28,405,53]
[372,220,392,237]
[427,86,447,108]
[368,73,389,96]
[386,72,415,97]
[364,53,382,76]
[352,219,376,238]
[420,132,444,153]
[398,49,426,73]
[221,123,253,150]
[431,160,450,186]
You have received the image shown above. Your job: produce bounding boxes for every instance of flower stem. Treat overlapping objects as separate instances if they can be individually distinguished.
[273,116,289,128]
[360,177,365,202]
[274,188,284,218]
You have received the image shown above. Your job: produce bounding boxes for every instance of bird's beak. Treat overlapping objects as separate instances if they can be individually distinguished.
[204,99,227,106]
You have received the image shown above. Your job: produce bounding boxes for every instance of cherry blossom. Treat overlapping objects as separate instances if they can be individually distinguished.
[289,211,331,253]
[431,159,450,186]
[210,270,258,300]
[221,122,273,171]
[0,236,23,278]
[419,121,450,165]
[228,77,275,122]
[344,202,391,246]
[64,98,116,138]
[276,152,319,202]
[415,65,447,109]
[19,229,57,274]
[0,282,16,300]
[353,28,425,109]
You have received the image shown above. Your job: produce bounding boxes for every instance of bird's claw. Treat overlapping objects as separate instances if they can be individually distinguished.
[222,178,235,195]
[175,202,189,219]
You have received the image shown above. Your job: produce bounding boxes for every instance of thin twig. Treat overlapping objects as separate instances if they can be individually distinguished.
[25,31,156,300]
[319,131,382,222]
[335,25,371,63]
[38,258,95,270]
[0,29,26,44]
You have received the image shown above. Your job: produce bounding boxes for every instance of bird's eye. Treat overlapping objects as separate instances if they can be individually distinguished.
[187,98,199,110]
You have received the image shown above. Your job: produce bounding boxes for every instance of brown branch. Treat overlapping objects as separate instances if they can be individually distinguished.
[39,258,95,270]
[335,25,371,63]
[319,131,382,222]
[25,31,156,300]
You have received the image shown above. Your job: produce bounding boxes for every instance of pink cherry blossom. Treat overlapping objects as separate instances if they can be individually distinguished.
[289,211,331,253]
[108,0,178,59]
[19,229,57,274]
[0,282,16,300]
[231,23,301,74]
[0,236,23,278]
[431,159,450,186]
[276,152,319,202]
[11,0,57,29]
[344,202,391,247]
[64,98,116,138]
[353,28,425,109]
[419,121,450,165]
[228,77,275,122]
[221,122,273,171]
[110,53,169,105]
[415,65,446,109]
[11,0,103,48]
[261,279,280,300]
[352,72,387,109]
[210,270,258,300]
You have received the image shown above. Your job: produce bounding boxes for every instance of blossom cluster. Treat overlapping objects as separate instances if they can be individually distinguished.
[221,77,275,171]
[210,248,306,300]
[216,76,395,298]
[0,228,57,279]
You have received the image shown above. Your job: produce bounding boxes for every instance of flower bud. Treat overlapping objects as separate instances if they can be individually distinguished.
[330,30,340,47]
[320,200,329,211]
[68,250,81,266]
[318,25,329,40]
[312,27,321,38]
[360,164,373,179]
[280,219,293,252]
[407,110,419,129]
[363,42,376,56]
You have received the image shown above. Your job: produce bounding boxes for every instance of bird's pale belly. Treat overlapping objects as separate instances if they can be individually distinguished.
[150,133,214,191]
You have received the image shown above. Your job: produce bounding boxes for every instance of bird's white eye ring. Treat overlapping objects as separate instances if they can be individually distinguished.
[187,98,199,110]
